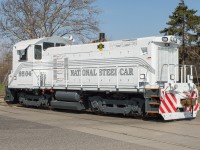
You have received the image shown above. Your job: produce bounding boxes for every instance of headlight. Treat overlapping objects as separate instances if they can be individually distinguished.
[170,37,173,42]
[162,37,168,42]
[173,38,177,43]
[170,37,177,43]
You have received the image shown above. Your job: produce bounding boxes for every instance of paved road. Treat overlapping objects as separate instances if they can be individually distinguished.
[0,101,200,150]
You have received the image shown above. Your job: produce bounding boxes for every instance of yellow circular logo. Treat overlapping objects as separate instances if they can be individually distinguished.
[97,43,104,51]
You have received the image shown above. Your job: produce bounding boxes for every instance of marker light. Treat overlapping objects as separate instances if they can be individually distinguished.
[170,74,175,80]
[140,74,145,79]
[170,37,178,43]
[162,37,168,42]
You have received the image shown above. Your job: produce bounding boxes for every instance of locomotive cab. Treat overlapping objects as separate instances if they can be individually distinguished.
[8,36,68,89]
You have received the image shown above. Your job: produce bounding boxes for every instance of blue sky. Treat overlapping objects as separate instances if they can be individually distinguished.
[96,0,200,40]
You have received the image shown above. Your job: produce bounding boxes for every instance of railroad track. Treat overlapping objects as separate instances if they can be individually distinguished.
[1,100,200,125]
[1,99,200,124]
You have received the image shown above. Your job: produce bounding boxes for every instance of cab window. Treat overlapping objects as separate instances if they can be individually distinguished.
[43,42,54,50]
[56,43,65,47]
[34,45,42,60]
[17,49,27,61]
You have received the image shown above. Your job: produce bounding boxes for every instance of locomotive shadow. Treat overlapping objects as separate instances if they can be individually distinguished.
[50,107,166,122]
[12,104,195,123]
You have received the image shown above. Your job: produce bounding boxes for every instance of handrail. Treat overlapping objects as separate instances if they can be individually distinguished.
[159,64,197,85]
[194,67,199,87]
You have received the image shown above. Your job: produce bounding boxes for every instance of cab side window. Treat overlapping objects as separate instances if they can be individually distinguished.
[17,49,27,61]
[56,43,65,47]
[43,42,54,50]
[34,45,42,60]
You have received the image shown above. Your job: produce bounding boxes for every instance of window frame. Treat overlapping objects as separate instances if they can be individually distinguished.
[17,48,28,61]
[56,43,65,47]
[34,45,42,60]
[43,42,54,50]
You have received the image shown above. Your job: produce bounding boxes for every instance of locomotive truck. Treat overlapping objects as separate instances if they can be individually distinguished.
[4,33,199,120]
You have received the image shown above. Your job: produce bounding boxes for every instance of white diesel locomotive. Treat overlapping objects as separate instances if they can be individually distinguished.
[5,33,199,120]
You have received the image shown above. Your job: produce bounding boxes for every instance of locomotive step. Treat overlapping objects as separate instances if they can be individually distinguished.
[150,95,160,98]
[146,111,159,114]
[149,102,160,105]
[145,88,159,90]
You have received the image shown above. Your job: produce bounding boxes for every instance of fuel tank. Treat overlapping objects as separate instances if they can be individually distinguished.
[55,91,80,102]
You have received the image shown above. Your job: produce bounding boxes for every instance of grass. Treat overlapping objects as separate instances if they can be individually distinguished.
[0,84,5,96]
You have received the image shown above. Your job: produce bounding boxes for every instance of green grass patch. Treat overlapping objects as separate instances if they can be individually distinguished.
[0,84,5,96]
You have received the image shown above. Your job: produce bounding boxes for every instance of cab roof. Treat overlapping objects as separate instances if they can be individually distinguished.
[13,36,67,50]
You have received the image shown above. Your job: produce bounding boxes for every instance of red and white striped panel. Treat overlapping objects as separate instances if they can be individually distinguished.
[159,91,177,114]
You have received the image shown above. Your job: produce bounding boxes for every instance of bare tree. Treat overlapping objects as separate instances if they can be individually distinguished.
[0,0,100,42]
[0,41,12,84]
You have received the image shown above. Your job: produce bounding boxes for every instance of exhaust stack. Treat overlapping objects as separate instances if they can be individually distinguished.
[99,33,105,42]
